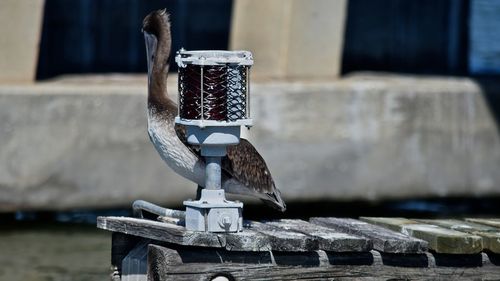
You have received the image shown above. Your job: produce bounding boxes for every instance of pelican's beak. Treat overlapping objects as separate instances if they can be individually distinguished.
[144,31,157,87]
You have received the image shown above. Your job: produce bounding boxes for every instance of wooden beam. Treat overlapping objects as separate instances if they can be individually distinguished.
[265,219,372,252]
[310,217,428,253]
[98,216,272,251]
[360,217,483,254]
[246,221,318,251]
[466,218,500,229]
[147,243,500,281]
[418,219,500,253]
[97,216,222,247]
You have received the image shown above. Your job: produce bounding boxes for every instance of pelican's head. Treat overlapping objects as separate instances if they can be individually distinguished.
[142,9,171,82]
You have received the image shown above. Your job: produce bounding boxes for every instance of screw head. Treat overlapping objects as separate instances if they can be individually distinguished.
[219,216,232,228]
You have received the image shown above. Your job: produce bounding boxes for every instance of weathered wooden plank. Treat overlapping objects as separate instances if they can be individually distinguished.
[360,217,483,254]
[418,219,500,253]
[265,219,372,252]
[310,217,428,253]
[223,229,273,252]
[466,218,500,229]
[147,243,500,281]
[97,216,273,252]
[98,216,222,247]
[246,221,318,252]
[360,217,420,232]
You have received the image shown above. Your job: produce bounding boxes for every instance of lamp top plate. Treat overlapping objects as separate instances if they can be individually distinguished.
[176,49,254,67]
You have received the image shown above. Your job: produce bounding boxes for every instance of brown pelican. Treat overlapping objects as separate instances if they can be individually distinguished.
[142,9,286,212]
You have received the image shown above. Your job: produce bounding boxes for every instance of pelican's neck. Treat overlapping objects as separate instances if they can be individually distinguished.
[148,32,176,117]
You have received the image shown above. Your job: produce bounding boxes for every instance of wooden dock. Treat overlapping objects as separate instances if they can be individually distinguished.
[97,216,500,280]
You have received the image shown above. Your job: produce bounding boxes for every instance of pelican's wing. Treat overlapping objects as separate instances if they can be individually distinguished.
[175,125,285,211]
[174,123,188,145]
[222,139,286,211]
[174,123,201,157]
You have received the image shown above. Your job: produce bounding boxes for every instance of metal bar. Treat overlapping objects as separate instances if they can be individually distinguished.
[246,66,250,118]
[205,156,221,190]
[204,209,208,232]
[132,200,185,219]
[200,65,205,124]
[200,66,204,122]
[177,69,181,117]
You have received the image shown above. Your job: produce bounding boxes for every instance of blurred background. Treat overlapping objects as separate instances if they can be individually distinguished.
[1,0,500,280]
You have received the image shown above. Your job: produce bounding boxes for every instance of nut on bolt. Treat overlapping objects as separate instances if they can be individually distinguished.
[220,216,231,227]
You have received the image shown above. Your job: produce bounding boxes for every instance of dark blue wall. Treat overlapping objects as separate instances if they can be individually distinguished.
[37,0,233,79]
[37,0,473,79]
[342,0,469,75]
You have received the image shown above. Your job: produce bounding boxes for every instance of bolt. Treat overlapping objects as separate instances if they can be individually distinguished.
[211,276,229,281]
[220,216,231,228]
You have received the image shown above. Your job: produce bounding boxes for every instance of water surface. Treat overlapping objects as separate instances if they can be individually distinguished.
[2,197,500,281]
[0,223,110,281]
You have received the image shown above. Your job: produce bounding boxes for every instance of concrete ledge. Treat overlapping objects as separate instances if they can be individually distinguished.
[0,0,44,82]
[1,73,499,211]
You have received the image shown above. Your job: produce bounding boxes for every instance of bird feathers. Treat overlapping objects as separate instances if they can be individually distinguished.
[143,9,286,212]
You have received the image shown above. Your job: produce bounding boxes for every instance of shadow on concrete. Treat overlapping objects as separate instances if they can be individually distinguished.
[242,196,500,221]
[3,196,500,226]
[433,253,482,267]
[487,252,500,266]
[273,251,320,267]
[380,253,428,267]
[327,251,373,266]
[474,77,500,135]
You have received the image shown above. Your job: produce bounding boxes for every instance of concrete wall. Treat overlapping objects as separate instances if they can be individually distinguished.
[230,0,347,80]
[0,0,44,83]
[0,74,499,211]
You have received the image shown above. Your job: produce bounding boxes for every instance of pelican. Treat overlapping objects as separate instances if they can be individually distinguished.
[142,9,286,212]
